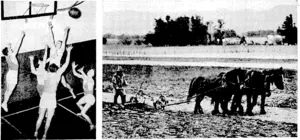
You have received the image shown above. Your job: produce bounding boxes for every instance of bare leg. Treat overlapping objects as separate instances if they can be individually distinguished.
[61,76,75,98]
[2,83,17,112]
[79,103,95,130]
[34,108,47,138]
[43,108,55,139]
[77,101,84,111]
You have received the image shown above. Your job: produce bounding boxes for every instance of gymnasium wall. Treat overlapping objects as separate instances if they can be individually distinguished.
[1,1,96,54]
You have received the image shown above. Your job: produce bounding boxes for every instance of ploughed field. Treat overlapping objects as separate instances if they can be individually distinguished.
[102,64,297,138]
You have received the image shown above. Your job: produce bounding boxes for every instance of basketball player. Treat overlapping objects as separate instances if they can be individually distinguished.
[72,62,95,130]
[46,22,69,66]
[34,46,73,139]
[47,22,75,98]
[29,45,49,96]
[1,31,25,112]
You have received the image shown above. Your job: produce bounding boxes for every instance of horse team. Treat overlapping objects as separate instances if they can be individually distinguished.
[187,67,285,116]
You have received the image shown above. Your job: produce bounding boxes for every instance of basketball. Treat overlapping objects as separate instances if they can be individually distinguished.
[68,7,81,19]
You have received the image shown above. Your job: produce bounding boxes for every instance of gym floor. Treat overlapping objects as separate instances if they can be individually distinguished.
[1,92,96,139]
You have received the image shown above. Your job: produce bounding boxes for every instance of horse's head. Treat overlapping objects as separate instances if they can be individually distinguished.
[270,67,285,90]
[263,67,284,91]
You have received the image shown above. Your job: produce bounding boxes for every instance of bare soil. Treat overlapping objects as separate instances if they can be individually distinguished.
[102,64,297,138]
[102,102,297,138]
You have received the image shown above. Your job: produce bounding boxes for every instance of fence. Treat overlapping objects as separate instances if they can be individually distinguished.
[103,45,297,60]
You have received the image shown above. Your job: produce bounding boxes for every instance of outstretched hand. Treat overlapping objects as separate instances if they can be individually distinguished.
[48,22,53,28]
[64,26,70,32]
[21,31,25,36]
[78,67,84,72]
[72,62,78,68]
[44,44,49,49]
[66,45,73,52]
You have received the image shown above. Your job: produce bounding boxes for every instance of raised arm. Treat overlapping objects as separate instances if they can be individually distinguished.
[78,66,88,79]
[72,62,83,79]
[13,31,25,56]
[61,27,70,52]
[48,22,56,48]
[57,46,73,75]
[29,56,38,75]
[41,45,49,70]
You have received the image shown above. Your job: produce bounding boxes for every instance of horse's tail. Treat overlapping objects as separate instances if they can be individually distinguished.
[188,77,197,99]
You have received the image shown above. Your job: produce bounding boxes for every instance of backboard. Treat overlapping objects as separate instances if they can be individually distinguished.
[1,1,57,20]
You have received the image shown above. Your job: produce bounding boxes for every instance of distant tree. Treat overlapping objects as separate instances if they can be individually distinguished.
[191,16,208,45]
[154,18,168,46]
[103,33,116,39]
[223,29,237,38]
[103,37,107,45]
[278,14,297,45]
[144,32,156,46]
[174,16,191,46]
[145,15,209,46]
[166,15,171,22]
[165,15,172,45]
[246,30,275,37]
[118,34,132,45]
[213,19,225,45]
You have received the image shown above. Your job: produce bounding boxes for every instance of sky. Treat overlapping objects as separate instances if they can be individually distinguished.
[103,0,297,12]
[103,0,298,35]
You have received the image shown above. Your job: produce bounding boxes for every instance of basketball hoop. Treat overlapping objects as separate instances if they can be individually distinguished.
[31,3,50,7]
[22,2,50,23]
[31,3,49,15]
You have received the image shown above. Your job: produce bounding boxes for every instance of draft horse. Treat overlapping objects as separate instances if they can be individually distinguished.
[187,68,247,115]
[231,67,285,115]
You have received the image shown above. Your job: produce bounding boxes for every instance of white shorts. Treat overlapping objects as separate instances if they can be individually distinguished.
[78,94,95,105]
[39,93,57,109]
[6,70,18,84]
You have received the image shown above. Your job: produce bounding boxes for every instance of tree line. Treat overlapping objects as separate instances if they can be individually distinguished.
[277,14,297,45]
[103,14,297,46]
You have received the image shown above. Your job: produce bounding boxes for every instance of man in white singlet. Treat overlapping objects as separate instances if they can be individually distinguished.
[47,22,75,98]
[29,45,48,96]
[34,46,73,140]
[1,31,25,112]
[46,22,70,66]
[72,62,95,130]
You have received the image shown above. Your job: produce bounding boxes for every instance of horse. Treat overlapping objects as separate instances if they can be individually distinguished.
[187,68,247,115]
[212,68,248,115]
[187,73,224,114]
[232,67,285,116]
